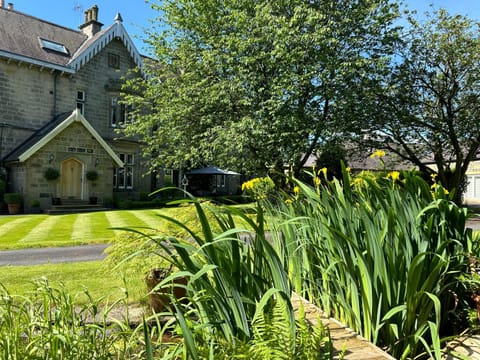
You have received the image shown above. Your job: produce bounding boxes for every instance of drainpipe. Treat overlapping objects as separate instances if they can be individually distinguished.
[53,70,59,117]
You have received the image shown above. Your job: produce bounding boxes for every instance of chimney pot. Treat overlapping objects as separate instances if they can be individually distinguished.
[91,5,98,21]
[7,2,13,10]
[79,5,103,37]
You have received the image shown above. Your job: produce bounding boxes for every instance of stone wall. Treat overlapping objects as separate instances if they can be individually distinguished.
[22,122,116,210]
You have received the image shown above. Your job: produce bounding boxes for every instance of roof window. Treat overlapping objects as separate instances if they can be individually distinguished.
[39,38,69,55]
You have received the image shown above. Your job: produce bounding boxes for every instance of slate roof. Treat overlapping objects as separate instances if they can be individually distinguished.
[0,6,144,72]
[2,112,72,162]
[0,7,86,69]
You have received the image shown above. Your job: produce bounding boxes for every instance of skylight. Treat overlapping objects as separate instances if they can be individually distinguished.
[39,38,69,55]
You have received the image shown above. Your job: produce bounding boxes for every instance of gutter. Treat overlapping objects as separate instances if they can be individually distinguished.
[0,50,75,74]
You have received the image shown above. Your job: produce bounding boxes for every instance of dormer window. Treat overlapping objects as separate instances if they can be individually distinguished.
[39,38,69,55]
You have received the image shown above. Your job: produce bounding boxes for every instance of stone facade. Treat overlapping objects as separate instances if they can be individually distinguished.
[0,5,155,212]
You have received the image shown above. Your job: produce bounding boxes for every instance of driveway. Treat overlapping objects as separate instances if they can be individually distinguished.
[0,244,110,266]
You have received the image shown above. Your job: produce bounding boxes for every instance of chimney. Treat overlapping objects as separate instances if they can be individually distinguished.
[79,4,103,37]
[7,2,13,10]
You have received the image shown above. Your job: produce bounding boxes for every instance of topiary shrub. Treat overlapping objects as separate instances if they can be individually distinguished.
[44,167,60,181]
[4,192,22,204]
[86,170,98,181]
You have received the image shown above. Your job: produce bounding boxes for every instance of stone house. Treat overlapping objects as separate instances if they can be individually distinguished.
[0,3,164,211]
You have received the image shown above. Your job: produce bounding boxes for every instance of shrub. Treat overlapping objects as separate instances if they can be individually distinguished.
[44,167,60,180]
[30,199,40,207]
[3,193,22,204]
[85,170,98,181]
[241,177,275,201]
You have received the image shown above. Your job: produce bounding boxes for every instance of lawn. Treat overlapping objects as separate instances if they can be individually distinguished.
[0,209,177,250]
[0,261,148,305]
[0,204,252,303]
[0,208,190,303]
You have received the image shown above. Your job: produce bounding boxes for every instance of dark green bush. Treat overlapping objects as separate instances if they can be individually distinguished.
[85,170,98,181]
[3,192,22,204]
[44,167,60,181]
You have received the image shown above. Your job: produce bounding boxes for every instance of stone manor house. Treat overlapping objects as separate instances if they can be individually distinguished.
[0,3,169,210]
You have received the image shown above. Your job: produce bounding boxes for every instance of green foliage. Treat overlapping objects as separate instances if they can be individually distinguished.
[241,177,275,201]
[30,199,40,207]
[315,141,347,181]
[359,9,480,203]
[248,300,332,360]
[86,170,98,181]
[267,168,473,359]
[122,0,400,174]
[122,198,333,358]
[0,279,133,359]
[3,192,22,204]
[44,167,60,181]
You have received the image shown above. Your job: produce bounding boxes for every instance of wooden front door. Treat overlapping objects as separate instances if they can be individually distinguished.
[61,158,83,199]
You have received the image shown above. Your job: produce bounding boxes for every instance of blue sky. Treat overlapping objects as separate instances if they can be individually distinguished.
[9,0,480,55]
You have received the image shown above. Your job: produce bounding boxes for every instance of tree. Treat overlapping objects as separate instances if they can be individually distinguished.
[123,0,400,176]
[360,9,480,203]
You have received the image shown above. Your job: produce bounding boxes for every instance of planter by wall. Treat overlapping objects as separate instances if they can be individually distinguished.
[7,203,21,215]
[145,268,187,313]
[4,193,23,215]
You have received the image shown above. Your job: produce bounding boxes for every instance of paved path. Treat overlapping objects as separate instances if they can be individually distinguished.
[0,244,109,266]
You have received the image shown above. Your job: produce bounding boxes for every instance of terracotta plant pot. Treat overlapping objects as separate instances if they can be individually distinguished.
[145,268,187,313]
[7,203,20,215]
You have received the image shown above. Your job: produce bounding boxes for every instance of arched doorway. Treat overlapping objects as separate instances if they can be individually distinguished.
[61,158,83,199]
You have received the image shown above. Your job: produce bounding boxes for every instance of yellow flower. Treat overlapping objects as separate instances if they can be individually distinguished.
[444,189,449,195]
[387,171,400,181]
[293,186,300,195]
[313,177,321,187]
[318,167,328,177]
[285,198,293,204]
[370,150,386,159]
[352,177,363,186]
[346,167,351,173]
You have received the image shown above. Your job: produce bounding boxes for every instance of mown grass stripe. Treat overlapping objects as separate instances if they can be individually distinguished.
[104,210,133,229]
[0,217,44,244]
[71,213,92,241]
[20,216,64,243]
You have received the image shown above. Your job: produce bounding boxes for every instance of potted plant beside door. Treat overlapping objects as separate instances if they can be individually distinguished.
[44,167,61,205]
[86,170,99,204]
[4,193,23,214]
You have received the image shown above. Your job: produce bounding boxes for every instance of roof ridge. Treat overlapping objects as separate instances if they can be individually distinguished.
[0,7,84,36]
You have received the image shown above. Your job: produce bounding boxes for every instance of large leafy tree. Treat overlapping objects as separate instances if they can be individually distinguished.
[123,0,400,175]
[360,9,480,202]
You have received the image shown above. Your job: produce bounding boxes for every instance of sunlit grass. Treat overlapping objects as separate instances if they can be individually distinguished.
[0,261,148,305]
[0,210,173,250]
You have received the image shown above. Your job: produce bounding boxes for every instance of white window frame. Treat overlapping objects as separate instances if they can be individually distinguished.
[216,175,226,188]
[110,96,133,128]
[113,153,134,189]
[76,91,85,115]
